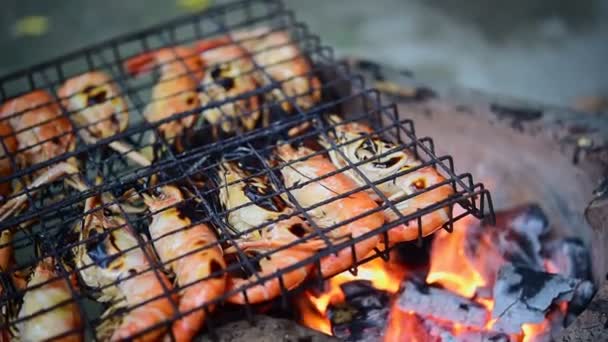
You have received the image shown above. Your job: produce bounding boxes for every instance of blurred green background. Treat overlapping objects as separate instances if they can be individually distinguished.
[0,0,607,107]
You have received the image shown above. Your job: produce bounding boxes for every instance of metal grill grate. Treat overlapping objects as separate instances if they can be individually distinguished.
[0,0,493,340]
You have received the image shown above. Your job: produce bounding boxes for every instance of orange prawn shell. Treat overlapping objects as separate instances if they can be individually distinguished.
[276,144,384,277]
[125,47,204,140]
[325,118,455,244]
[0,120,17,196]
[17,259,82,342]
[74,196,176,341]
[240,30,321,111]
[195,28,321,113]
[58,71,128,139]
[0,90,74,166]
[145,185,226,341]
[217,160,320,304]
[198,44,261,133]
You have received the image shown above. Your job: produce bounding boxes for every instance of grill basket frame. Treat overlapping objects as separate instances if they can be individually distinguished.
[0,0,494,340]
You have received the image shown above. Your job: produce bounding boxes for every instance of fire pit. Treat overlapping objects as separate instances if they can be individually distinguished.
[0,0,605,341]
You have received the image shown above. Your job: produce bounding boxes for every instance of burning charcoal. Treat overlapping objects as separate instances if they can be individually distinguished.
[327,280,391,342]
[492,264,580,333]
[455,331,510,342]
[466,204,549,293]
[481,204,548,267]
[418,319,509,342]
[384,310,437,341]
[395,280,489,329]
[543,238,592,280]
[566,280,596,322]
[520,306,567,342]
[497,203,549,237]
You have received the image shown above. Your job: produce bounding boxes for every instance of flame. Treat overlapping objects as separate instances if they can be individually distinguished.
[297,254,406,335]
[522,301,569,341]
[383,310,428,342]
[426,216,486,298]
[522,321,549,342]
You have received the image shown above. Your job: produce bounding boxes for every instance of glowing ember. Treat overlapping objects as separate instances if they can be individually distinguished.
[383,310,429,342]
[522,321,548,342]
[426,216,485,298]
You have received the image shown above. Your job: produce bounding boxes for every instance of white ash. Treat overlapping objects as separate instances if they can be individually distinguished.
[419,318,510,342]
[465,204,549,294]
[491,264,581,333]
[397,280,488,329]
[543,237,592,280]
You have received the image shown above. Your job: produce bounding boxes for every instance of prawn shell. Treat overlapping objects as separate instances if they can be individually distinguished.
[0,90,74,166]
[125,47,204,142]
[0,121,17,197]
[199,44,260,133]
[326,119,455,244]
[58,71,128,139]
[241,30,321,111]
[17,259,82,342]
[276,144,384,277]
[145,185,226,341]
[218,160,320,303]
[74,196,175,341]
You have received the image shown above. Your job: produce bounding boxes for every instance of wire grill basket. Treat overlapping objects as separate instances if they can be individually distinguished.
[0,0,493,340]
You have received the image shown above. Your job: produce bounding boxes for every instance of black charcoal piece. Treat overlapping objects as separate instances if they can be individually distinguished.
[396,280,488,329]
[492,264,580,333]
[328,280,391,342]
[566,280,596,319]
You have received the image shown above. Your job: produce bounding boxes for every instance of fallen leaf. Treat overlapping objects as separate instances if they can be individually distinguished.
[177,0,212,13]
[14,16,49,37]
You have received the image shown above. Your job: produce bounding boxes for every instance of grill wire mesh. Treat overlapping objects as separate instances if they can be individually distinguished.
[0,0,494,340]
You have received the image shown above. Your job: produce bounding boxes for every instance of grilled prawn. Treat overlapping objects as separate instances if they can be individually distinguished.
[195,27,321,113]
[58,72,150,167]
[16,258,82,342]
[0,229,17,341]
[1,226,81,341]
[322,115,454,243]
[74,192,175,341]
[124,46,204,147]
[218,159,323,303]
[58,71,128,140]
[197,43,261,134]
[0,90,74,168]
[275,144,384,277]
[0,90,77,219]
[143,185,225,341]
[0,121,18,197]
[240,28,321,112]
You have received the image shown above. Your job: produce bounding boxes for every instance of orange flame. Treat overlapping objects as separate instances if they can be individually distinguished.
[296,254,406,335]
[425,216,486,298]
[383,309,429,342]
